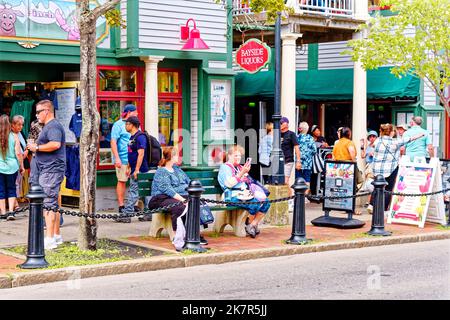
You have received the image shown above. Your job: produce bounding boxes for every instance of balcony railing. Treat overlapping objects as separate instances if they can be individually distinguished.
[233,0,356,18]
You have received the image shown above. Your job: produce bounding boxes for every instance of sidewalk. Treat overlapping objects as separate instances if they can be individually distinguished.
[1,203,449,288]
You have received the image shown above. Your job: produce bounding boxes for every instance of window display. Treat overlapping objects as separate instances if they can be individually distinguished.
[98,99,137,166]
[98,68,137,92]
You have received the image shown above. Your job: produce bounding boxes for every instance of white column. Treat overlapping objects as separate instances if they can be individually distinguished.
[140,56,164,138]
[354,0,369,20]
[352,32,366,170]
[281,33,301,133]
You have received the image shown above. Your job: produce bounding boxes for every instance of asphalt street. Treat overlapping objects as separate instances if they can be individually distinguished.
[1,239,449,300]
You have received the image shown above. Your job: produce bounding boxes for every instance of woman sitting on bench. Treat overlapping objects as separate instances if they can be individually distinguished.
[218,145,270,238]
[148,147,208,245]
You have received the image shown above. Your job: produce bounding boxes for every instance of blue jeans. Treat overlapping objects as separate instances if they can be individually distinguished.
[0,172,18,199]
[124,177,139,213]
[296,169,312,183]
[229,196,270,215]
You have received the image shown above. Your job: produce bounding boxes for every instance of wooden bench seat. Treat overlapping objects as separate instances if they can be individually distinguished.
[137,169,248,240]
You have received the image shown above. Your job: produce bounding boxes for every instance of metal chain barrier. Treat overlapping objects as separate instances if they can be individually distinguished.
[200,195,295,206]
[386,188,450,197]
[43,200,188,220]
[306,191,372,201]
[11,187,450,221]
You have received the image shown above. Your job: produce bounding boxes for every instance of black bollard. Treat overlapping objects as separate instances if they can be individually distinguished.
[367,175,392,236]
[183,180,207,253]
[20,185,49,269]
[286,178,312,244]
[445,200,450,227]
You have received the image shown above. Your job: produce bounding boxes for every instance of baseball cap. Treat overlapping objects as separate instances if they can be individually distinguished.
[311,124,319,133]
[123,104,137,113]
[75,97,81,109]
[367,130,378,138]
[280,117,289,124]
[397,123,408,130]
[125,116,140,127]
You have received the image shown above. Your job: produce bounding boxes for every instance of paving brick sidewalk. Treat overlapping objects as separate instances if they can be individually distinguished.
[127,220,448,253]
[1,202,448,282]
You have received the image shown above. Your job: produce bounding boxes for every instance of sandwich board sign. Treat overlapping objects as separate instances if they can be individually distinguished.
[387,156,446,228]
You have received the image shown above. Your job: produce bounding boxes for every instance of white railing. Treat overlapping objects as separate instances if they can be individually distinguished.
[233,0,355,18]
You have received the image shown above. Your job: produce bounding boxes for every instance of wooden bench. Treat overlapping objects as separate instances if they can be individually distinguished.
[137,169,248,240]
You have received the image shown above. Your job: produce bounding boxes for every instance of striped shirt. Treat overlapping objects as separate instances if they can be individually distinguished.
[372,136,412,177]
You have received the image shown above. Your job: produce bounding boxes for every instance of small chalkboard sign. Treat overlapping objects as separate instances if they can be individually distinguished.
[323,160,357,213]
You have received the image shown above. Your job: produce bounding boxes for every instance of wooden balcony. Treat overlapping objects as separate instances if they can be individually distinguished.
[232,0,368,46]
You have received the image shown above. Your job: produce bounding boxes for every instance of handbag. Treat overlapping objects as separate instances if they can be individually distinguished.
[247,176,270,201]
[199,204,214,225]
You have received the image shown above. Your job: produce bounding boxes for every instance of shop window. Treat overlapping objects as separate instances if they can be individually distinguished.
[427,112,441,155]
[98,99,138,166]
[158,100,182,149]
[98,68,137,92]
[396,112,415,126]
[157,69,183,157]
[158,71,179,94]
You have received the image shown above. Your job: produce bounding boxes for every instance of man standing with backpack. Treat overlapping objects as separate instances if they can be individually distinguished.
[115,116,148,223]
[111,104,138,214]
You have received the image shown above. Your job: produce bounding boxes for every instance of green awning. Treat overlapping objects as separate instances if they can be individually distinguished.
[235,67,420,101]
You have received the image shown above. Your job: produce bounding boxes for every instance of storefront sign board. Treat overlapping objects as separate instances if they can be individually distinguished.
[235,39,270,74]
[0,0,108,44]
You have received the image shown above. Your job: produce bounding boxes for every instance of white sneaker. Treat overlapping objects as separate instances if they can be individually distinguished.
[288,200,294,211]
[54,234,63,245]
[44,237,57,250]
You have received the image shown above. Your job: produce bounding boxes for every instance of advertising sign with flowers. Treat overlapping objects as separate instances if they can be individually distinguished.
[387,157,441,228]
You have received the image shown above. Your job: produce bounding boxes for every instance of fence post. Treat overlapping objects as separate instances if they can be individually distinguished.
[183,180,207,253]
[20,185,49,269]
[367,175,392,236]
[286,178,311,244]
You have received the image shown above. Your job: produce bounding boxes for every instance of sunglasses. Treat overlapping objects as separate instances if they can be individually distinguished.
[36,109,48,116]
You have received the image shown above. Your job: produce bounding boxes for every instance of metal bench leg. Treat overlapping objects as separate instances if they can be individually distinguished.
[149,213,174,241]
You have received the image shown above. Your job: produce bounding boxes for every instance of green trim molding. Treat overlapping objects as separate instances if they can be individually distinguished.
[126,0,139,49]
[116,48,227,62]
[307,43,318,70]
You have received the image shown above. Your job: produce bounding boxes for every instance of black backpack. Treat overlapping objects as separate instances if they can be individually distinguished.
[136,131,162,167]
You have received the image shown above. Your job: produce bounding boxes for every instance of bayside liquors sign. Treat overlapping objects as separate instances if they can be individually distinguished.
[235,39,270,73]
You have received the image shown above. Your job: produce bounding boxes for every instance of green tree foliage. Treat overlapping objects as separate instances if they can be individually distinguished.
[347,0,450,116]
[249,0,290,22]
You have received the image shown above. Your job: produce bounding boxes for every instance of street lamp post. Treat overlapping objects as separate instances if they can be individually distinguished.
[270,12,285,185]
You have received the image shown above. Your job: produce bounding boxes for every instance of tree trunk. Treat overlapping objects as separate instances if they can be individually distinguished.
[78,11,100,251]
[76,0,121,251]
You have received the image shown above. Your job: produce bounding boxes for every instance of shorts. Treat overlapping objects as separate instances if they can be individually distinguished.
[115,165,128,182]
[284,162,294,178]
[296,169,312,183]
[39,171,64,211]
[0,172,18,199]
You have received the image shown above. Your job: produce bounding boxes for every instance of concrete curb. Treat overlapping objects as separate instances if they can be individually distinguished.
[1,231,449,289]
